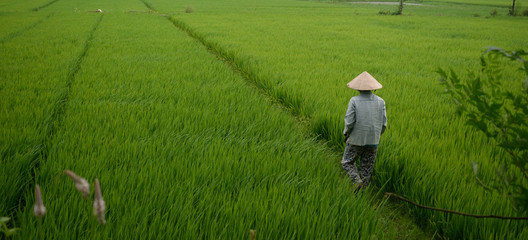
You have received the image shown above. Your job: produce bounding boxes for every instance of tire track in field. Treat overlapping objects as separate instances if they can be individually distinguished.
[33,0,60,11]
[7,13,104,220]
[0,12,55,44]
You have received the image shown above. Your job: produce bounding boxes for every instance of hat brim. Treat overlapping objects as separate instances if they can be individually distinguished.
[347,71,383,90]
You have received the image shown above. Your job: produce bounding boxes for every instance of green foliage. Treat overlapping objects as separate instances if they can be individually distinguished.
[378,9,402,15]
[185,6,194,13]
[490,8,499,17]
[377,0,403,16]
[0,9,101,217]
[162,0,528,238]
[438,47,528,212]
[2,0,528,239]
[4,3,393,238]
[0,217,20,237]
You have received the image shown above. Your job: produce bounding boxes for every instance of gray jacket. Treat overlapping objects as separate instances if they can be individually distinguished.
[343,91,387,146]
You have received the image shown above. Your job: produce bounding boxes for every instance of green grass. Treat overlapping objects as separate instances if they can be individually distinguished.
[1,0,527,239]
[3,1,396,238]
[0,8,100,217]
[0,0,56,12]
[143,0,528,238]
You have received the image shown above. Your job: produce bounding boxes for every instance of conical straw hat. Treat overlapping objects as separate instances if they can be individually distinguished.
[346,71,382,90]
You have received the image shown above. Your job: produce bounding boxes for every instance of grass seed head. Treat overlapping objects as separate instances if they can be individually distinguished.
[64,170,90,199]
[33,184,46,219]
[93,179,106,225]
[250,229,255,240]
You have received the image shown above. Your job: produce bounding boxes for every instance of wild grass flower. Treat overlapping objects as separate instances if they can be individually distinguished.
[250,229,256,240]
[93,179,106,225]
[33,184,45,219]
[64,170,90,199]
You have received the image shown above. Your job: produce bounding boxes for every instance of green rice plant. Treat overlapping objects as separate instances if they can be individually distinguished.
[3,0,527,238]
[141,0,528,238]
[0,9,101,217]
[10,7,394,239]
[0,12,54,43]
[0,0,57,12]
[0,217,20,237]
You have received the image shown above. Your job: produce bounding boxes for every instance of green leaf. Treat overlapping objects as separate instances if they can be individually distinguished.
[489,103,503,115]
[436,68,447,79]
[466,119,488,133]
[449,69,460,85]
[7,228,20,236]
[0,217,9,224]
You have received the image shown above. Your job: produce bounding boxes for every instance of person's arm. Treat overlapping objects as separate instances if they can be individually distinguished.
[343,99,356,140]
[381,100,387,135]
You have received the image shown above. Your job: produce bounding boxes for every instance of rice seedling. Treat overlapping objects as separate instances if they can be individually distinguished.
[0,0,56,11]
[141,0,528,238]
[5,3,395,238]
[3,0,527,238]
[0,7,102,218]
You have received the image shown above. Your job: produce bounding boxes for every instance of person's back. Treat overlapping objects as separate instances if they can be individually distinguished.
[345,91,386,146]
[342,72,387,190]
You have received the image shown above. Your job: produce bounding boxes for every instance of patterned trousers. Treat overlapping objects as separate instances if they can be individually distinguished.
[341,144,378,186]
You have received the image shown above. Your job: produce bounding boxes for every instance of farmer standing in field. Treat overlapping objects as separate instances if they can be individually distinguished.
[342,71,387,190]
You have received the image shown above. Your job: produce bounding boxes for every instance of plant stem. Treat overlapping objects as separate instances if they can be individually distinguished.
[385,193,528,220]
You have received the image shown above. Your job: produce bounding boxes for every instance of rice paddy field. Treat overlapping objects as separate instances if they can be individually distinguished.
[1,0,527,239]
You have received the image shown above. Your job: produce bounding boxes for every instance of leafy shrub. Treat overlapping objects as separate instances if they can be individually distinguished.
[490,8,498,17]
[438,47,528,212]
[378,9,402,15]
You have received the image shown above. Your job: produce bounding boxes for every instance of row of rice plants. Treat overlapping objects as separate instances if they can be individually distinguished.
[12,6,395,238]
[0,0,57,12]
[0,0,151,219]
[142,0,528,238]
[0,8,101,217]
[0,12,54,43]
